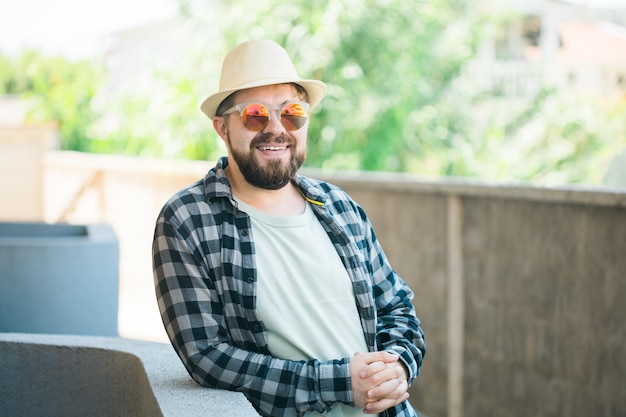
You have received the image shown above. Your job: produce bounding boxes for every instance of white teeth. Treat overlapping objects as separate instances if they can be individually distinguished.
[258,146,286,151]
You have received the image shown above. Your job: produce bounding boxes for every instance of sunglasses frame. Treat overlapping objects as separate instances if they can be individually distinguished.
[221,101,310,131]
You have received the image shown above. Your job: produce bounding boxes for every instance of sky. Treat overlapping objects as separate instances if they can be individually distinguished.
[0,0,178,58]
[2,0,626,59]
[563,0,626,5]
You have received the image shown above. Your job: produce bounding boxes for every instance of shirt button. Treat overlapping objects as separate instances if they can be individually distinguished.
[253,325,261,332]
[246,277,254,283]
[242,230,249,236]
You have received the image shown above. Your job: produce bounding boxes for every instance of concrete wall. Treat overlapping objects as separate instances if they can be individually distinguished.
[0,125,56,221]
[312,170,626,417]
[40,151,209,341]
[458,197,624,417]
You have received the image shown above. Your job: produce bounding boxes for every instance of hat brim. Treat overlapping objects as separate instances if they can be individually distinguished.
[200,78,327,118]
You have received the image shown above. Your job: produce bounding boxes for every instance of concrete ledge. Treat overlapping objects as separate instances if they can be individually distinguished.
[0,333,259,417]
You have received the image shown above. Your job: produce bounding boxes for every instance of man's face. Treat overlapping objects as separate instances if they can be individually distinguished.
[220,84,308,190]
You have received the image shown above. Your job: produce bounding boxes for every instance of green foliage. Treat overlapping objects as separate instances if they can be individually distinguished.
[502,93,626,185]
[0,50,103,152]
[2,0,624,186]
[422,72,626,186]
[193,0,485,172]
[189,0,625,186]
[87,70,221,160]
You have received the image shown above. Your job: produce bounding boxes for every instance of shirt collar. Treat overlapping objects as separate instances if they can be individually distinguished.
[204,156,234,202]
[204,156,327,207]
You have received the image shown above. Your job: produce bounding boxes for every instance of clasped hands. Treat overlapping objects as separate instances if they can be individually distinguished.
[350,351,409,414]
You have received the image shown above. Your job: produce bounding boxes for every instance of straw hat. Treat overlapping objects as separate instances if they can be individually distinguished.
[200,39,327,118]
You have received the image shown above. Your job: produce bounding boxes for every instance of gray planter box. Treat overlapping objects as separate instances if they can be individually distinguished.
[0,222,119,336]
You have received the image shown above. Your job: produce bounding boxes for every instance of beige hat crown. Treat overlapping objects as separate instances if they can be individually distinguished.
[200,39,327,118]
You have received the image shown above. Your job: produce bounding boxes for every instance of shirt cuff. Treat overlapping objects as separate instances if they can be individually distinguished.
[318,358,352,405]
[385,346,417,386]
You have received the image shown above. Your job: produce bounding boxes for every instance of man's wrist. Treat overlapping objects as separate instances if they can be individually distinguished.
[398,357,410,382]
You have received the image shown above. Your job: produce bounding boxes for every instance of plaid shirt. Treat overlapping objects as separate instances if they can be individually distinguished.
[152,157,426,417]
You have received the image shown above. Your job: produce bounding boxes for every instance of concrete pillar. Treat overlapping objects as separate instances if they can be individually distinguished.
[0,124,57,221]
[447,195,465,417]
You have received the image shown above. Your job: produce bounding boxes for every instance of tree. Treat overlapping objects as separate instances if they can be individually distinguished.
[0,50,103,152]
[4,0,624,186]
[182,0,487,172]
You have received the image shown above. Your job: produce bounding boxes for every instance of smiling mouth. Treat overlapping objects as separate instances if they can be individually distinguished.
[257,145,288,151]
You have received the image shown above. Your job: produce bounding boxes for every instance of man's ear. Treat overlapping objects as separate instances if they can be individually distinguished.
[213,117,228,141]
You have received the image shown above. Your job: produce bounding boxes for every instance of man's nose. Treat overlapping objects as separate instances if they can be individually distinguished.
[262,109,286,134]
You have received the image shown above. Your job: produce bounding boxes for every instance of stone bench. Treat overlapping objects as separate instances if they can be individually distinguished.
[0,333,259,417]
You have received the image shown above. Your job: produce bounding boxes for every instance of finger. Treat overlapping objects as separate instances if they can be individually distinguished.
[379,351,400,363]
[367,378,408,401]
[360,360,387,378]
[362,361,405,385]
[359,351,399,363]
[363,392,410,414]
[358,352,399,378]
[351,354,387,408]
[385,361,409,380]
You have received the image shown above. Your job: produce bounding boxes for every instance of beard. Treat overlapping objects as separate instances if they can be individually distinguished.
[228,132,306,190]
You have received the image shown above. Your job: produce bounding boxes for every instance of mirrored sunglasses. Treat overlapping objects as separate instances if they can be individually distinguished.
[221,101,310,132]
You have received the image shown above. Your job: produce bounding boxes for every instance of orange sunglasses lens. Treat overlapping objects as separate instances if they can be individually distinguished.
[240,103,271,131]
[279,102,307,131]
[240,102,308,131]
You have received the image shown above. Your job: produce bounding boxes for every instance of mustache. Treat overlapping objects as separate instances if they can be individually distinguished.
[250,132,295,148]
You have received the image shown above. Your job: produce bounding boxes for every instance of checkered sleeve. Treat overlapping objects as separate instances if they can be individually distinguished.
[152,192,354,417]
[367,219,426,386]
[307,181,426,389]
[354,202,426,386]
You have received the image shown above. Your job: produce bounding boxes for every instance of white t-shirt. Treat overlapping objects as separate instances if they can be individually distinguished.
[235,198,370,417]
